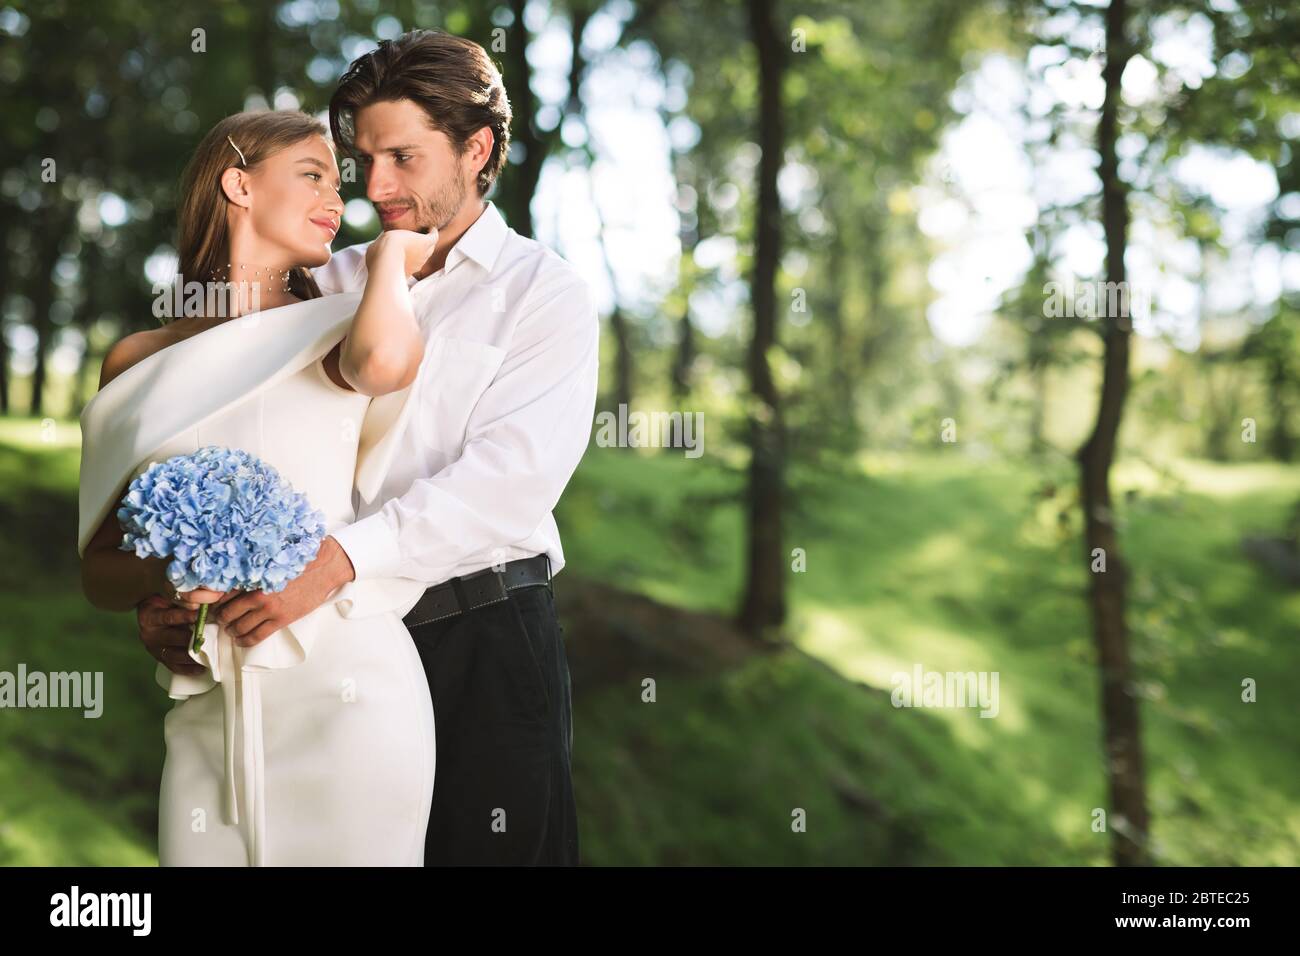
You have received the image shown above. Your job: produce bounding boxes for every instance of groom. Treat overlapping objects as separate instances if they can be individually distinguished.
[135,30,597,866]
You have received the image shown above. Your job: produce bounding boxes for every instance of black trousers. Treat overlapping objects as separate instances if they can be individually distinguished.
[404,580,578,865]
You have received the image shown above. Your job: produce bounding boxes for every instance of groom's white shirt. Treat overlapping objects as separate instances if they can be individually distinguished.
[313,200,599,587]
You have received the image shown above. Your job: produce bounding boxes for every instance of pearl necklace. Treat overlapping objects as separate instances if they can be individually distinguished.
[208,262,293,293]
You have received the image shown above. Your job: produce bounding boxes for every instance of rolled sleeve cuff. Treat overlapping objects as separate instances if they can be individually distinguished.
[330,512,403,583]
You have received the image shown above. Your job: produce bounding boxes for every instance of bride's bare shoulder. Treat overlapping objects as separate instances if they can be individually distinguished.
[98,327,182,390]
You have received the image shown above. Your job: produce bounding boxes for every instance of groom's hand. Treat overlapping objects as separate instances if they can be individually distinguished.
[136,595,206,677]
[214,536,356,647]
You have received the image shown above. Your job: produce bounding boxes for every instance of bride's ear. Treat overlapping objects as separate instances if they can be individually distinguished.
[219,167,253,209]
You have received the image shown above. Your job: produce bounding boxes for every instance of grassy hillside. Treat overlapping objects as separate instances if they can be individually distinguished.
[557,445,1300,865]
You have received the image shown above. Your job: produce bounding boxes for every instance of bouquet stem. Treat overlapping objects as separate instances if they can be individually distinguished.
[192,603,209,652]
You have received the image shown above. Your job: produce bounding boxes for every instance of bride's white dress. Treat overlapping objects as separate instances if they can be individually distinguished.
[77,293,436,867]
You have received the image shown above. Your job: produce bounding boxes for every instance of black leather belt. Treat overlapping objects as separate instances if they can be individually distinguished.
[402,554,552,629]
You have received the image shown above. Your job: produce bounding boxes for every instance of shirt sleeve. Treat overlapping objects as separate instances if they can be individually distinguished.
[329,266,600,585]
[310,243,369,295]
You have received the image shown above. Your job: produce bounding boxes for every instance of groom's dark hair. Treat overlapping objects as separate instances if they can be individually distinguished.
[329,29,512,197]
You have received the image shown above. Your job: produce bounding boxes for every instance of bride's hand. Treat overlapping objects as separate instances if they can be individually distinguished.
[151,562,233,611]
[365,228,439,277]
[167,583,235,612]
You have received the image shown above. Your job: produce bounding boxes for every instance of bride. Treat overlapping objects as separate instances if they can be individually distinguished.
[77,110,436,866]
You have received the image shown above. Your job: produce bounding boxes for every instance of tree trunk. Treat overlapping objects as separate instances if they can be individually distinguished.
[1267,357,1294,462]
[670,302,696,402]
[605,306,633,412]
[588,185,632,411]
[738,0,787,638]
[0,207,11,415]
[498,0,547,237]
[1076,0,1150,867]
[69,240,102,418]
[252,1,278,103]
[1030,360,1048,453]
[671,167,705,402]
[27,211,69,419]
[827,228,858,425]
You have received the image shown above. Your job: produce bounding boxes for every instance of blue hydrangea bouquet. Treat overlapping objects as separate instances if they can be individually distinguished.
[116,446,327,652]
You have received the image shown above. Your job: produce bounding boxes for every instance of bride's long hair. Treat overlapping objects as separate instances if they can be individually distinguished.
[174,110,327,319]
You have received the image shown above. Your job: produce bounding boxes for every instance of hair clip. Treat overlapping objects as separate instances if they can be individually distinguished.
[227,135,247,167]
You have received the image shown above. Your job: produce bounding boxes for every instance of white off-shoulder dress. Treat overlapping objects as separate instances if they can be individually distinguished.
[77,293,436,867]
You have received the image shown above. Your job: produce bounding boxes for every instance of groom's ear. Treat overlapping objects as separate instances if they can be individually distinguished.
[219,167,253,209]
[463,126,494,182]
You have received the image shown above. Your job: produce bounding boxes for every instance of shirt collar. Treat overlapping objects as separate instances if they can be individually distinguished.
[442,200,508,275]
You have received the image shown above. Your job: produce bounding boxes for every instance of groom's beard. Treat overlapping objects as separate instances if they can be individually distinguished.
[396,173,469,234]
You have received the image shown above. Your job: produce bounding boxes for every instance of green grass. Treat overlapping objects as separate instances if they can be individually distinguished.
[0,418,168,864]
[2,417,1297,864]
[557,444,1300,865]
